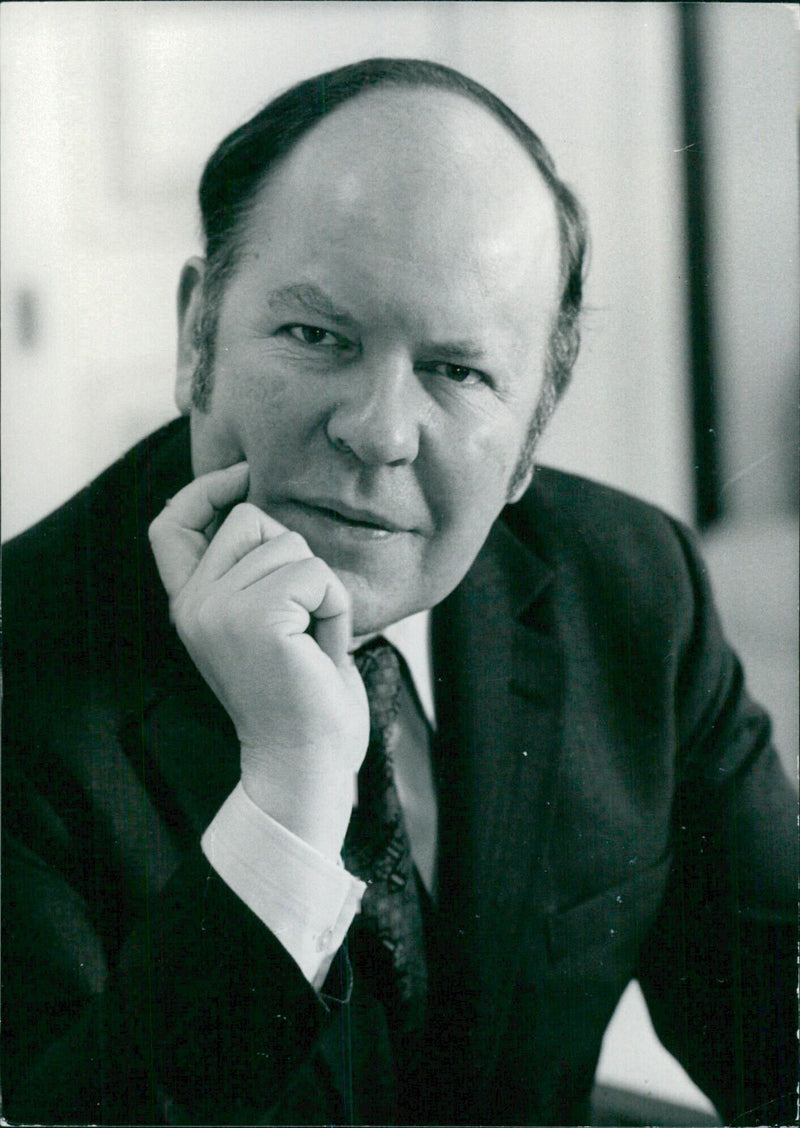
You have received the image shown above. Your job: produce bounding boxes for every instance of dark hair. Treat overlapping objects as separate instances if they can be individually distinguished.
[193,57,588,481]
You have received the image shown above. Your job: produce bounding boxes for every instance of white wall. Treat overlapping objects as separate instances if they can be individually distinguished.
[695,3,799,774]
[700,3,799,522]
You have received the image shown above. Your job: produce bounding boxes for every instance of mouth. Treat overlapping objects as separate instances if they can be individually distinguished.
[291,499,412,537]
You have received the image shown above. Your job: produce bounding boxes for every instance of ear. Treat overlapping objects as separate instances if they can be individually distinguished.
[175,256,206,414]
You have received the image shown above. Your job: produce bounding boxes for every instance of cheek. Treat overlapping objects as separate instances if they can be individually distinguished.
[194,366,311,485]
[428,415,526,534]
[475,423,524,480]
[458,411,526,489]
[222,368,317,455]
[230,367,292,424]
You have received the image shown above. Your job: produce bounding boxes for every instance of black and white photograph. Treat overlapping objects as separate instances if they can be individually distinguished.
[2,3,797,1124]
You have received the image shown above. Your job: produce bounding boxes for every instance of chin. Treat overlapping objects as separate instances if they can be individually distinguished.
[350,599,402,639]
[338,569,418,638]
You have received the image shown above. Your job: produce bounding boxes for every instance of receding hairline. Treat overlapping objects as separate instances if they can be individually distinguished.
[236,82,559,240]
[270,80,552,167]
[226,81,562,299]
[200,61,571,259]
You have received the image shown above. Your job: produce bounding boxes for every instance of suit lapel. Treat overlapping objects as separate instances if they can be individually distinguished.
[432,514,564,1074]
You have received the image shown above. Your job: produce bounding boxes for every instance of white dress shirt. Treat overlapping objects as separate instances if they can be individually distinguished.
[201,611,437,989]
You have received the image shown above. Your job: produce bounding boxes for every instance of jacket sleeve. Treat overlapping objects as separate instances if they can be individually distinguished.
[636,519,797,1127]
[2,773,354,1125]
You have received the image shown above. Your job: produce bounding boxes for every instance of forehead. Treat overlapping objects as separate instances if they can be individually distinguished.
[275,86,551,199]
[231,87,561,339]
[250,88,556,252]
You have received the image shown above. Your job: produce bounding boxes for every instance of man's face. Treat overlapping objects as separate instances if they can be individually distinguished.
[178,89,561,635]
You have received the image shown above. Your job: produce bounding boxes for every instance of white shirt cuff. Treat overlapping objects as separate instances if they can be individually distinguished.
[201,781,365,989]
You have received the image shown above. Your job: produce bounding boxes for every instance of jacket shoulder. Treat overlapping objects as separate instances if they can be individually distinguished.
[504,466,704,644]
[2,418,191,705]
[511,465,694,565]
[3,419,189,597]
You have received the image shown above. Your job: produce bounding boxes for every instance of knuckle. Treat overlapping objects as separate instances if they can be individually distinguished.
[280,530,311,556]
[302,555,330,582]
[230,502,271,544]
[220,501,255,534]
[234,501,265,524]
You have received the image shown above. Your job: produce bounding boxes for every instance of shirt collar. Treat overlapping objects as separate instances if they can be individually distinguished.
[383,610,436,729]
[352,610,436,729]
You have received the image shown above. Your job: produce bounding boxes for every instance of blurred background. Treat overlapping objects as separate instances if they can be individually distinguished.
[2,3,797,1122]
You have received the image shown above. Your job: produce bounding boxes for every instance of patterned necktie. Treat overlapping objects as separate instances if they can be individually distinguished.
[344,637,428,1034]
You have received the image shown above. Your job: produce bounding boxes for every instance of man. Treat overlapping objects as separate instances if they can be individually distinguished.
[2,59,795,1126]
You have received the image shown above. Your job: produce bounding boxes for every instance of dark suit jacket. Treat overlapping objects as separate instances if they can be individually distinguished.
[3,419,796,1125]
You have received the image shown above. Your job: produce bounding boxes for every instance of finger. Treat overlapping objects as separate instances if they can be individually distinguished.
[309,563,353,666]
[197,502,297,584]
[149,463,249,597]
[312,604,352,668]
[267,557,353,665]
[210,529,315,593]
[161,463,250,533]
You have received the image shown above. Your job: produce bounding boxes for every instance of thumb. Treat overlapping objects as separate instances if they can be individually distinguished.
[311,576,353,667]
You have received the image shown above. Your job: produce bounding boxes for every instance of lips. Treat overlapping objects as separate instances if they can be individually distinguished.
[293,498,412,534]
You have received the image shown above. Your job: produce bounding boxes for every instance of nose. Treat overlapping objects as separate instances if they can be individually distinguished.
[326,353,422,466]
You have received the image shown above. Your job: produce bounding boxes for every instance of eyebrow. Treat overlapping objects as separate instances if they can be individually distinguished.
[267,283,354,327]
[418,339,488,365]
[266,282,488,363]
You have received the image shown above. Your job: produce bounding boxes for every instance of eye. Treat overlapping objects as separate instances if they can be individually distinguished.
[420,361,485,386]
[440,363,476,383]
[283,324,344,347]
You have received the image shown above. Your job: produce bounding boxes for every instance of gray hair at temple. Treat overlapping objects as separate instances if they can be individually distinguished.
[192,57,589,494]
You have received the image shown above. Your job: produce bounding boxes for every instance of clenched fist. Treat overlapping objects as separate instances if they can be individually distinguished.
[148,463,369,859]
